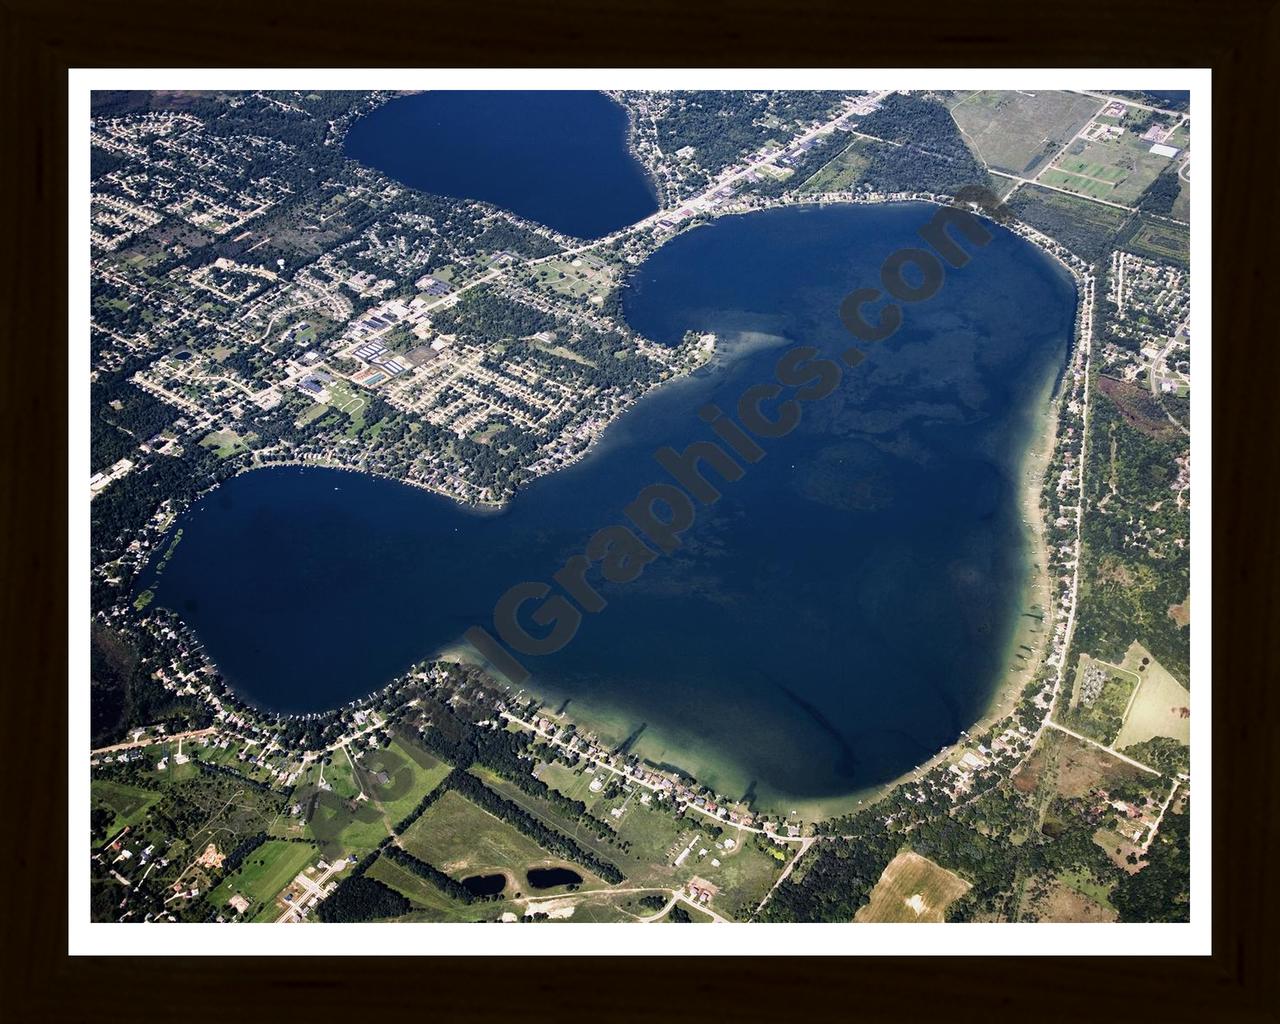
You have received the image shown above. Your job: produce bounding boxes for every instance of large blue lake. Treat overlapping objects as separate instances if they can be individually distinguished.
[146,203,1075,808]
[343,92,658,238]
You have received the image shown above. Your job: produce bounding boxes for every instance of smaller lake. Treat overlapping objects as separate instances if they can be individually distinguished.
[461,873,506,897]
[344,92,658,239]
[526,867,583,890]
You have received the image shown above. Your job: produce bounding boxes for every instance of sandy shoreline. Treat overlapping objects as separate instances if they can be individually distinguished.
[799,372,1065,820]
[438,354,1070,823]
[154,196,1080,824]
[429,202,1079,822]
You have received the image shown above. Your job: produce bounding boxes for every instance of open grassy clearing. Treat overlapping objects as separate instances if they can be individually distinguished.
[1114,642,1191,750]
[358,737,451,825]
[531,340,597,367]
[693,834,786,921]
[951,90,1103,176]
[1171,167,1191,220]
[91,779,160,834]
[530,257,614,304]
[199,428,249,459]
[1035,875,1118,922]
[294,400,329,427]
[365,853,506,922]
[1055,866,1118,910]
[297,771,389,860]
[148,765,284,869]
[207,839,319,921]
[323,377,367,429]
[797,138,876,192]
[854,850,971,923]
[1040,131,1174,206]
[319,753,363,801]
[1045,730,1150,800]
[471,764,688,890]
[399,789,572,889]
[551,896,649,922]
[468,762,776,918]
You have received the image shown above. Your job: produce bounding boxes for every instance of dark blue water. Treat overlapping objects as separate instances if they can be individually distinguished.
[146,203,1075,806]
[461,873,506,897]
[343,92,657,239]
[526,867,582,890]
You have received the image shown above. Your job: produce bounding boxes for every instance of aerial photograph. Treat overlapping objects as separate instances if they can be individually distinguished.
[85,82,1196,932]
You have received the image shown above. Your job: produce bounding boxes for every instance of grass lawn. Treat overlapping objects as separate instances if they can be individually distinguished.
[1114,641,1191,750]
[91,779,159,834]
[399,789,558,887]
[199,428,249,459]
[472,765,682,889]
[691,833,785,921]
[294,401,329,428]
[324,378,367,430]
[319,753,363,801]
[531,258,614,304]
[551,897,648,923]
[798,138,875,192]
[854,850,971,923]
[358,737,451,825]
[297,767,390,860]
[207,839,318,921]
[1039,131,1170,206]
[1056,866,1117,909]
[365,854,506,922]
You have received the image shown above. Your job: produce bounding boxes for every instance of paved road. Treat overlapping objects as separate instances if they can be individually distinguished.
[92,726,217,756]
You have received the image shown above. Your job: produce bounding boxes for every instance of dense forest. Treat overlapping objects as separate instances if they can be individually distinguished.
[383,845,493,905]
[316,875,410,923]
[655,91,841,183]
[90,623,213,747]
[1111,799,1190,922]
[1069,370,1190,686]
[1006,189,1131,263]
[1137,168,1183,215]
[854,94,992,197]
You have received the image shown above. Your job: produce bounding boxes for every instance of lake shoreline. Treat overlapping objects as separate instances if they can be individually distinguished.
[145,197,1088,825]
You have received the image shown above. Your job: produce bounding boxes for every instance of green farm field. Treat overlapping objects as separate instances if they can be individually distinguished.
[472,764,685,889]
[91,779,159,834]
[207,839,319,921]
[1040,131,1175,206]
[399,789,565,885]
[365,853,506,922]
[358,736,451,825]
